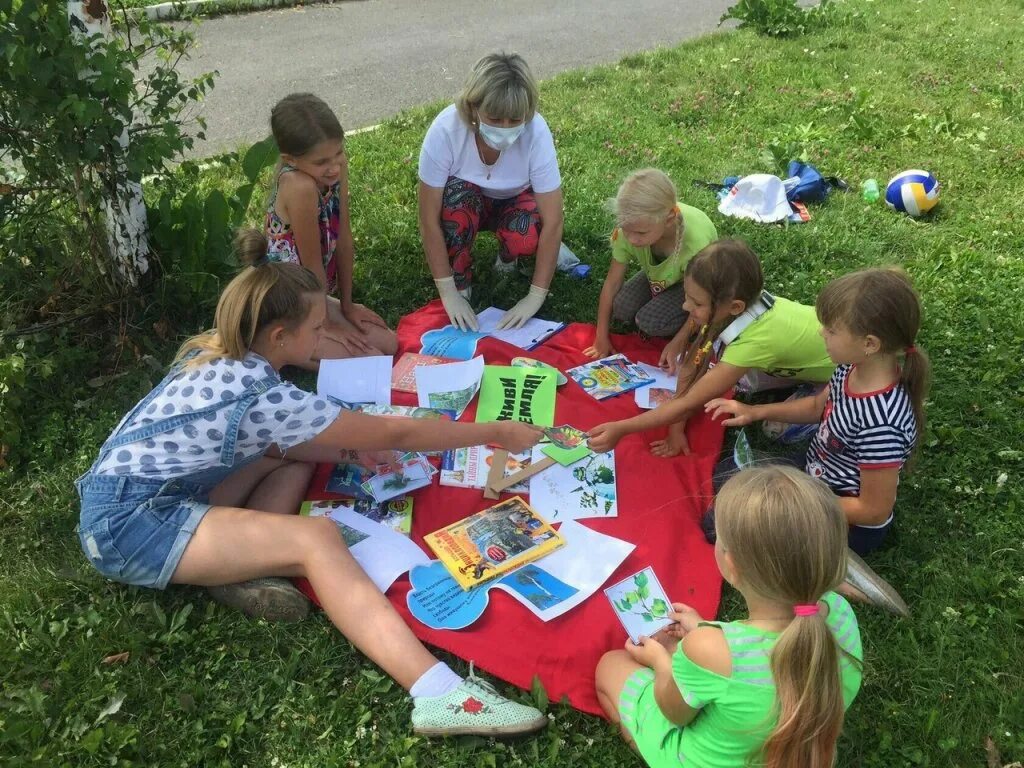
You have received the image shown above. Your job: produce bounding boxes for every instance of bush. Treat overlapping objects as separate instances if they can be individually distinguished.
[721,0,838,37]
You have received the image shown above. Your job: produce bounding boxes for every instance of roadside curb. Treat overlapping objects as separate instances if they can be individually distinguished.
[138,0,346,22]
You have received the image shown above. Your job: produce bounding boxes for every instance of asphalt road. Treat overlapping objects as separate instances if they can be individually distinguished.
[177,0,734,156]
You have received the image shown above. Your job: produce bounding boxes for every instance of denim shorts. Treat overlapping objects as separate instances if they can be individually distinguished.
[77,473,211,590]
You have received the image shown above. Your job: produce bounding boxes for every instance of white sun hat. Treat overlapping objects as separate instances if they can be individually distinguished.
[718,174,792,223]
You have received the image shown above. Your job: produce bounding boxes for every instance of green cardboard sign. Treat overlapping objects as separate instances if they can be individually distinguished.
[475,365,557,426]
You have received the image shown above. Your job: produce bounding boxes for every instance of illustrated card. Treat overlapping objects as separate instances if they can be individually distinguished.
[604,567,674,644]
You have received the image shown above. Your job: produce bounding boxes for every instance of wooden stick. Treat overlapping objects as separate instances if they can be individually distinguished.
[487,455,557,494]
[482,448,509,500]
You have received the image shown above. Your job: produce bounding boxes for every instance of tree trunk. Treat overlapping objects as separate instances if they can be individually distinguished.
[66,0,150,289]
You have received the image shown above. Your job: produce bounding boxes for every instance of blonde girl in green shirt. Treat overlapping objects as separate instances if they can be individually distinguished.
[584,169,717,359]
[595,465,862,768]
[588,240,833,457]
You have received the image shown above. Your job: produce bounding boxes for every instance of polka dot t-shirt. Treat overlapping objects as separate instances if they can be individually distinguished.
[95,353,341,479]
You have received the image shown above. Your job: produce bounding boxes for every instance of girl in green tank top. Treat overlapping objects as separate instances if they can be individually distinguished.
[588,239,833,458]
[595,466,863,768]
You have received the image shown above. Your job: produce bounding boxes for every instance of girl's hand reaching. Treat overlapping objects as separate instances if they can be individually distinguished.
[495,422,544,453]
[704,398,756,427]
[659,340,682,375]
[650,418,690,457]
[586,422,622,453]
[584,334,615,360]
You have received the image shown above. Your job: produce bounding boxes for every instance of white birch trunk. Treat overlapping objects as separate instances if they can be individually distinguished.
[67,0,150,287]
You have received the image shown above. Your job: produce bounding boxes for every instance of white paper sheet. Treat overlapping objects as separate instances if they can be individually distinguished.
[317,356,393,406]
[415,355,485,418]
[633,363,677,409]
[327,507,429,592]
[494,520,634,621]
[528,446,618,520]
[476,307,565,351]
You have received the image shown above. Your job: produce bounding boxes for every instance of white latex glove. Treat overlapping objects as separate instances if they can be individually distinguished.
[498,284,549,330]
[435,276,479,331]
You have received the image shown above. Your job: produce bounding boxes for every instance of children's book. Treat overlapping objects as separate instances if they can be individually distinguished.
[439,446,532,494]
[391,352,454,394]
[424,496,564,590]
[567,354,655,401]
[358,404,456,420]
[300,497,414,537]
[604,567,675,644]
[324,462,373,498]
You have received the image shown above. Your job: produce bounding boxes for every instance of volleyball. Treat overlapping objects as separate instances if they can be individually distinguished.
[885,170,940,217]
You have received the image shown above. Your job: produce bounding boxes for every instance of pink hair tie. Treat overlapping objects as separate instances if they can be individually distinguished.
[905,345,917,355]
[793,604,821,617]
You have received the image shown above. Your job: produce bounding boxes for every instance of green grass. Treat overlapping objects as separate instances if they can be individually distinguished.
[3,0,1024,765]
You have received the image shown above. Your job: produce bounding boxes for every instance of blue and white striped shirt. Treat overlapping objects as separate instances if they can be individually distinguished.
[805,364,917,497]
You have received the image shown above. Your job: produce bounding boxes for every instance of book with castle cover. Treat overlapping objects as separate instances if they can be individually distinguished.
[424,496,563,590]
[566,354,655,401]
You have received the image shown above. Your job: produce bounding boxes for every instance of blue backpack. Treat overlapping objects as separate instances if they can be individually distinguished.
[786,161,848,203]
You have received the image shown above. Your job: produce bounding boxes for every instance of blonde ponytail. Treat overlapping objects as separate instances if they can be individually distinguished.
[714,467,850,768]
[175,228,323,368]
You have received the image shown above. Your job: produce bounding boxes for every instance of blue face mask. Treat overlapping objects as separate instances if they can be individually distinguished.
[477,118,526,151]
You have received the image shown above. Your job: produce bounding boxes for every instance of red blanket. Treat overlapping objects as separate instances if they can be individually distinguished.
[300,301,724,716]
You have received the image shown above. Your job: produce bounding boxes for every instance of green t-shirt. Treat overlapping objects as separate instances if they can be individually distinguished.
[610,202,717,294]
[670,592,863,768]
[719,296,835,382]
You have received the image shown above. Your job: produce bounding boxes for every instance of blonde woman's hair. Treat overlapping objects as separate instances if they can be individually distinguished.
[715,466,850,768]
[816,267,930,448]
[611,168,678,227]
[175,229,323,368]
[455,52,539,127]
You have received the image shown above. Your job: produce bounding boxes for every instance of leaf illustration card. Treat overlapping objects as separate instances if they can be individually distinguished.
[361,460,433,503]
[604,567,674,644]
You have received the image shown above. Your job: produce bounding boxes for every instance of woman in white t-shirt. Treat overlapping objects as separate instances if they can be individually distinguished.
[76,240,549,737]
[418,52,564,332]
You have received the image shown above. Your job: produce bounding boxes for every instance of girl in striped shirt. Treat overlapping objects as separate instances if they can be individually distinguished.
[706,267,930,555]
[596,466,862,768]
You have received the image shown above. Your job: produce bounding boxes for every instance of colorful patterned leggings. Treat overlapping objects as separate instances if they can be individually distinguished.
[441,177,541,289]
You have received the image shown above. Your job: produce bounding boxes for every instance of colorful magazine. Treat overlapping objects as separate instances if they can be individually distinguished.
[300,497,414,537]
[439,445,532,494]
[566,354,655,401]
[391,353,454,394]
[424,496,564,590]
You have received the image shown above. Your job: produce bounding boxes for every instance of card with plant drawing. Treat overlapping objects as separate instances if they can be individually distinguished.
[604,567,674,644]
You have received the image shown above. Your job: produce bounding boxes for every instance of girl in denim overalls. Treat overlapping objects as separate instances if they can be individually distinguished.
[76,244,548,738]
